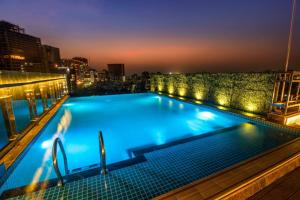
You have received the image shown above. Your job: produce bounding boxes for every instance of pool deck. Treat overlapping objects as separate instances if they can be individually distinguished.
[249,167,300,200]
[0,96,69,169]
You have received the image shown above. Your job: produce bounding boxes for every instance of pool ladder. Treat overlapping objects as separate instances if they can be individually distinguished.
[52,137,69,186]
[99,131,108,175]
[52,132,108,186]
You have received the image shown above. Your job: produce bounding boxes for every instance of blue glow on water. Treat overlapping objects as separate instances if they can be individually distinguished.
[0,93,297,193]
[0,111,8,149]
[36,99,44,116]
[12,100,31,133]
[197,111,215,120]
[0,99,46,150]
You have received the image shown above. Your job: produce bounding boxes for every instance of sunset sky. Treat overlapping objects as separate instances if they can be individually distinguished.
[0,0,299,74]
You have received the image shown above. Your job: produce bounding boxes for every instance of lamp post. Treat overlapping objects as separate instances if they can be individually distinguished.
[280,0,297,102]
[284,0,297,72]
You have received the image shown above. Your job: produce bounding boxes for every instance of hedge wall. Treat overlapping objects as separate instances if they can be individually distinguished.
[150,73,276,114]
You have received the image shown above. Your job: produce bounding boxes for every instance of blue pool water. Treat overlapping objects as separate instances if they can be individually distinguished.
[12,100,31,133]
[0,93,298,194]
[0,112,8,150]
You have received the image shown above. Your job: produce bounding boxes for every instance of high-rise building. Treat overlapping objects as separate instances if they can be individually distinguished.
[107,64,125,81]
[98,69,109,82]
[0,21,44,72]
[42,45,61,72]
[72,57,88,84]
[83,69,97,87]
[61,57,89,93]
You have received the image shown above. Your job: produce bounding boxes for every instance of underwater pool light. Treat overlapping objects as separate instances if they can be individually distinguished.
[41,140,52,149]
[197,111,215,120]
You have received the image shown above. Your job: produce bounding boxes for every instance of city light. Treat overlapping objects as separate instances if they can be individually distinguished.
[3,55,25,60]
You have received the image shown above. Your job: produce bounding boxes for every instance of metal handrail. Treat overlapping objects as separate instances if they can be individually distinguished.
[52,137,69,186]
[99,131,108,175]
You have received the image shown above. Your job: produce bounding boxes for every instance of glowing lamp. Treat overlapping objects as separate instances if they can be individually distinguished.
[245,103,257,112]
[158,85,163,91]
[168,86,174,94]
[195,92,202,100]
[178,88,186,96]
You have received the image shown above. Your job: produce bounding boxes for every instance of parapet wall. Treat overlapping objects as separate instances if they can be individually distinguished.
[150,73,276,114]
[0,70,68,151]
[0,70,67,99]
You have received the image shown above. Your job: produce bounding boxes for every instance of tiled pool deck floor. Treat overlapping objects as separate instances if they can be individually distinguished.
[7,123,299,200]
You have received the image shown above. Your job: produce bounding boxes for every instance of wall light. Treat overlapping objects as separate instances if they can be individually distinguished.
[158,84,164,91]
[178,88,186,96]
[168,85,174,94]
[195,91,203,100]
[217,94,229,106]
[245,103,257,112]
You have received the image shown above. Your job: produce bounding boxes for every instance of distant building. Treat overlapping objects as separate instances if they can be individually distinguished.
[0,21,44,72]
[61,57,89,93]
[72,57,88,64]
[61,59,76,93]
[98,69,109,82]
[83,69,98,87]
[107,64,125,81]
[72,57,88,83]
[42,45,61,72]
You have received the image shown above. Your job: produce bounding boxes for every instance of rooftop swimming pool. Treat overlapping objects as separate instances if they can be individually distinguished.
[0,93,298,196]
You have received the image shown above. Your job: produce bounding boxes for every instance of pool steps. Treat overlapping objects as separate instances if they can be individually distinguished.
[128,122,254,157]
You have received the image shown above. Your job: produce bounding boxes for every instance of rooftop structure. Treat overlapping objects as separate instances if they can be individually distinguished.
[268,71,300,125]
[42,45,61,73]
[107,64,125,81]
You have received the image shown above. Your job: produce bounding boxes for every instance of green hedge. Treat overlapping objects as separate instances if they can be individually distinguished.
[150,73,276,114]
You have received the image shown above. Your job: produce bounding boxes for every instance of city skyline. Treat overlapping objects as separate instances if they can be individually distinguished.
[0,0,299,73]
